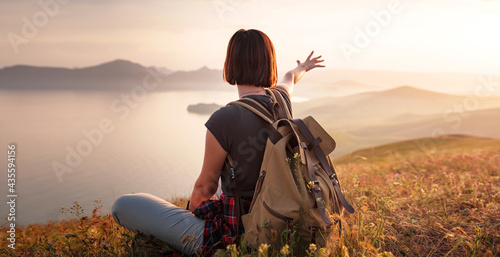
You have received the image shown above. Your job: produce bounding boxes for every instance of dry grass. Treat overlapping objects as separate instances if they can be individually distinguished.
[1,137,499,256]
[336,146,500,256]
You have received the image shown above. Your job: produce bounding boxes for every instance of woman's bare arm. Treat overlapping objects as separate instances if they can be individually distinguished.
[276,51,325,96]
[189,129,227,212]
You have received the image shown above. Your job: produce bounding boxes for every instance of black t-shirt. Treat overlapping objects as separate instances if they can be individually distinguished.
[205,88,292,198]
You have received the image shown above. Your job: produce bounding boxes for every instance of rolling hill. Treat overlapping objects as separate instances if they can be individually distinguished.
[300,87,500,157]
[296,86,500,130]
[349,107,500,140]
[334,135,500,164]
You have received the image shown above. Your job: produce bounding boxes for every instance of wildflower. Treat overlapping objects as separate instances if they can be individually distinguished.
[308,181,315,190]
[48,242,54,245]
[88,227,98,237]
[100,242,108,246]
[262,219,271,228]
[280,244,290,256]
[258,243,270,257]
[306,243,317,256]
[226,244,238,257]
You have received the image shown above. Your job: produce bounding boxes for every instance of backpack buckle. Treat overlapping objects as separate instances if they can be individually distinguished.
[329,174,340,185]
[308,137,323,150]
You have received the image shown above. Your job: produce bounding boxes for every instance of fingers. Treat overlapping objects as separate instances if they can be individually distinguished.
[306,51,324,62]
[313,55,322,60]
[301,51,325,69]
[307,51,314,60]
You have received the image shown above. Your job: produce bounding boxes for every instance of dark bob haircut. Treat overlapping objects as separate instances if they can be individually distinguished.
[223,29,277,88]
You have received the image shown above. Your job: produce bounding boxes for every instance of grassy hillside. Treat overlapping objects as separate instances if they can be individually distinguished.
[334,136,500,256]
[335,135,500,164]
[1,136,499,256]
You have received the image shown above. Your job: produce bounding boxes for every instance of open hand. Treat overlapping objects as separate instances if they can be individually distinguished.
[297,51,325,72]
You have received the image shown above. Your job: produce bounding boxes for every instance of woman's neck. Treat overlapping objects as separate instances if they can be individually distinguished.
[237,84,266,98]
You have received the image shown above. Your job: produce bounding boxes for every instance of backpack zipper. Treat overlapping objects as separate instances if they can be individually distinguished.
[263,201,294,224]
[248,171,267,214]
[254,171,266,196]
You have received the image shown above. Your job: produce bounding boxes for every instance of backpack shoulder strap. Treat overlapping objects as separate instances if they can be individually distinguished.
[227,98,275,124]
[228,89,292,123]
[268,88,293,120]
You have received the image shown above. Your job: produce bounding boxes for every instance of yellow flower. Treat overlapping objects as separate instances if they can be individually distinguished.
[280,244,290,256]
[226,244,238,257]
[258,243,270,257]
[88,227,99,238]
[307,243,317,256]
[307,181,315,190]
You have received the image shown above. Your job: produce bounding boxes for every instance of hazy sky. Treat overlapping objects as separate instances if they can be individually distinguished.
[1,0,499,73]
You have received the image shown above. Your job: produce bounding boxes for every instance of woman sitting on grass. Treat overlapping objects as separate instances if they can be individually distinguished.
[111,28,324,256]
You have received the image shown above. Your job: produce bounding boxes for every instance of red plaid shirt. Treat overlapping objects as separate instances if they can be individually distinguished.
[192,194,251,255]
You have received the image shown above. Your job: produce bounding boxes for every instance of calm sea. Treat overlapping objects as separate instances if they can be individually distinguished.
[0,90,244,226]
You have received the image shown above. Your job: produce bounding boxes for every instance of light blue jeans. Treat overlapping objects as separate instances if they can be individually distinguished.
[111,193,205,256]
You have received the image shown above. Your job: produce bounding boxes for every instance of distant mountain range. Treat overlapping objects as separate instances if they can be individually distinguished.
[1,59,498,97]
[0,60,228,91]
[292,86,500,156]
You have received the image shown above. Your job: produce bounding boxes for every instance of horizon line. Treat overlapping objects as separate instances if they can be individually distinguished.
[1,59,498,76]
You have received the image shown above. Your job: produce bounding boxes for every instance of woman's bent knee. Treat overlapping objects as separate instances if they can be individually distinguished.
[111,193,149,224]
[111,193,204,255]
[112,194,132,225]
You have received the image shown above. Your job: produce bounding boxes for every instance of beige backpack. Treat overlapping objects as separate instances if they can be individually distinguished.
[227,89,354,250]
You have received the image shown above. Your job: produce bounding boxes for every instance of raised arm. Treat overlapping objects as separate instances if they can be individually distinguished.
[276,51,325,96]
